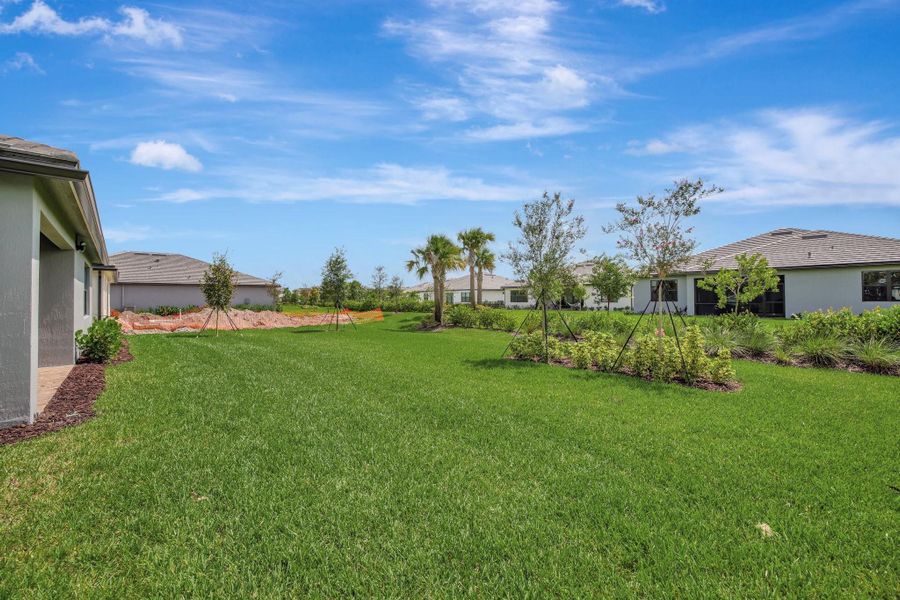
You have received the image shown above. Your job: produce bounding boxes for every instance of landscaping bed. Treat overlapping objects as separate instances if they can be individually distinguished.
[0,341,133,446]
[116,307,382,334]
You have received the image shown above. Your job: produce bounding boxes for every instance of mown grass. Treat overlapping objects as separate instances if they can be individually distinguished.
[1,314,897,597]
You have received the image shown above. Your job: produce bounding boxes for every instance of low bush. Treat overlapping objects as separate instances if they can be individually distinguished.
[233,303,282,313]
[75,317,123,363]
[475,307,516,331]
[681,325,710,382]
[709,348,736,384]
[850,338,900,374]
[782,306,900,345]
[447,305,478,328]
[342,297,434,313]
[581,331,618,372]
[509,331,564,361]
[628,334,680,382]
[701,320,738,357]
[570,341,594,369]
[794,335,849,367]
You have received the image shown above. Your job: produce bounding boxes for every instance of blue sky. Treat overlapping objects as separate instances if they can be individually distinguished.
[2,0,899,287]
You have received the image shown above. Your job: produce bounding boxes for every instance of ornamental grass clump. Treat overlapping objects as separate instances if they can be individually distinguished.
[850,338,900,374]
[795,335,849,368]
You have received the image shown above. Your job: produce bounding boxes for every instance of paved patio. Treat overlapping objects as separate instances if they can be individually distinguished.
[37,365,74,413]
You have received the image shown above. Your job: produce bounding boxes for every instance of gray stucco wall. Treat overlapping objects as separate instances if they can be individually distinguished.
[111,284,272,311]
[38,235,76,367]
[633,277,690,315]
[0,174,39,427]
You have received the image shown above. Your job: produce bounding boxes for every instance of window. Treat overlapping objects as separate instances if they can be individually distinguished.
[445,292,454,305]
[460,291,471,303]
[694,275,785,317]
[650,280,678,302]
[83,265,91,315]
[509,289,528,303]
[422,292,431,301]
[862,271,900,302]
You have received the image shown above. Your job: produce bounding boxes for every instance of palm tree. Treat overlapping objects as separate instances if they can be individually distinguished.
[474,247,496,305]
[406,234,465,323]
[457,228,496,308]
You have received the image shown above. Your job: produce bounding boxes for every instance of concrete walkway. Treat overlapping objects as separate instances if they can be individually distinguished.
[37,365,74,413]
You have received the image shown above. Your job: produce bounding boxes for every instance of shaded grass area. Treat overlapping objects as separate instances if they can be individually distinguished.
[1,314,897,597]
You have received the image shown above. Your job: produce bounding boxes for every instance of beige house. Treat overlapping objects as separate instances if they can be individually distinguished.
[0,136,114,428]
[109,251,272,311]
[406,273,519,306]
[634,228,900,317]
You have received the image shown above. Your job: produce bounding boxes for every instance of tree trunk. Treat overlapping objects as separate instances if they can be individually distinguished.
[541,292,550,363]
[433,276,443,323]
[477,267,484,304]
[469,258,477,308]
[607,298,611,311]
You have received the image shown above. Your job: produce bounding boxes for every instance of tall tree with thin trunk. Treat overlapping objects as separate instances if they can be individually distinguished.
[605,178,722,334]
[474,247,496,304]
[458,228,495,307]
[370,266,388,303]
[321,248,353,329]
[504,192,586,362]
[406,234,465,324]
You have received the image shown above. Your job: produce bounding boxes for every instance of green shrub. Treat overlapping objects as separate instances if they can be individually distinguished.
[569,311,632,337]
[570,341,594,369]
[701,320,737,357]
[509,331,564,361]
[681,325,710,382]
[780,306,900,346]
[447,305,478,328]
[147,305,200,316]
[719,311,761,334]
[75,317,123,363]
[850,338,900,374]
[581,330,618,372]
[772,347,794,366]
[233,303,282,313]
[795,335,849,367]
[628,334,680,382]
[735,328,775,358]
[476,307,516,331]
[709,348,736,384]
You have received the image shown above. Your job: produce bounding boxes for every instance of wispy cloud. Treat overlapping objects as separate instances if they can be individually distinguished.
[2,50,42,73]
[130,140,202,172]
[628,107,900,206]
[385,0,601,139]
[616,0,665,14]
[147,163,536,205]
[623,0,896,79]
[0,1,182,47]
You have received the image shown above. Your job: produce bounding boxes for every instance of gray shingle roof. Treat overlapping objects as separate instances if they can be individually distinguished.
[110,252,270,286]
[680,228,900,273]
[0,135,80,168]
[405,273,520,292]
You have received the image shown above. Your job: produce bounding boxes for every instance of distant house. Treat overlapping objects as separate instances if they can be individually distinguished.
[109,252,272,311]
[634,228,900,317]
[0,136,115,428]
[406,273,519,306]
[570,260,633,311]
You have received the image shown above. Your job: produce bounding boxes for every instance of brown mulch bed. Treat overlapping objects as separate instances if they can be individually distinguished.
[0,341,133,446]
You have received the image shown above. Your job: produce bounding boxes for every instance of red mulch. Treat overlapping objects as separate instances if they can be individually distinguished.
[0,340,133,446]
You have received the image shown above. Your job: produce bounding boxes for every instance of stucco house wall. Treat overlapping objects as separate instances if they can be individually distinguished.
[111,283,271,311]
[1,160,111,428]
[635,266,900,317]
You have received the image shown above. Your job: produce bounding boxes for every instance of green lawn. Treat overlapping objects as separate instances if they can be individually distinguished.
[1,314,897,597]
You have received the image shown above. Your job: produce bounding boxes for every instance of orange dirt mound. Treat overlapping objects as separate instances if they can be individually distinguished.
[116,307,369,334]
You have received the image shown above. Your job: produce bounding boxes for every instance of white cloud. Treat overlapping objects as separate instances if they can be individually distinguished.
[0,1,182,47]
[616,0,665,14]
[465,117,588,141]
[2,50,42,73]
[130,140,202,172]
[149,163,535,205]
[417,96,469,121]
[384,0,599,139]
[630,108,900,207]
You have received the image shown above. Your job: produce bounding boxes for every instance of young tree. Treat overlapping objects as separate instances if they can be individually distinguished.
[266,271,283,308]
[406,234,465,324]
[605,178,722,333]
[387,275,404,299]
[589,255,635,311]
[308,287,321,306]
[347,280,365,302]
[371,266,388,303]
[474,247,496,305]
[458,228,496,307]
[200,252,237,336]
[696,252,780,314]
[321,248,353,315]
[504,192,586,362]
